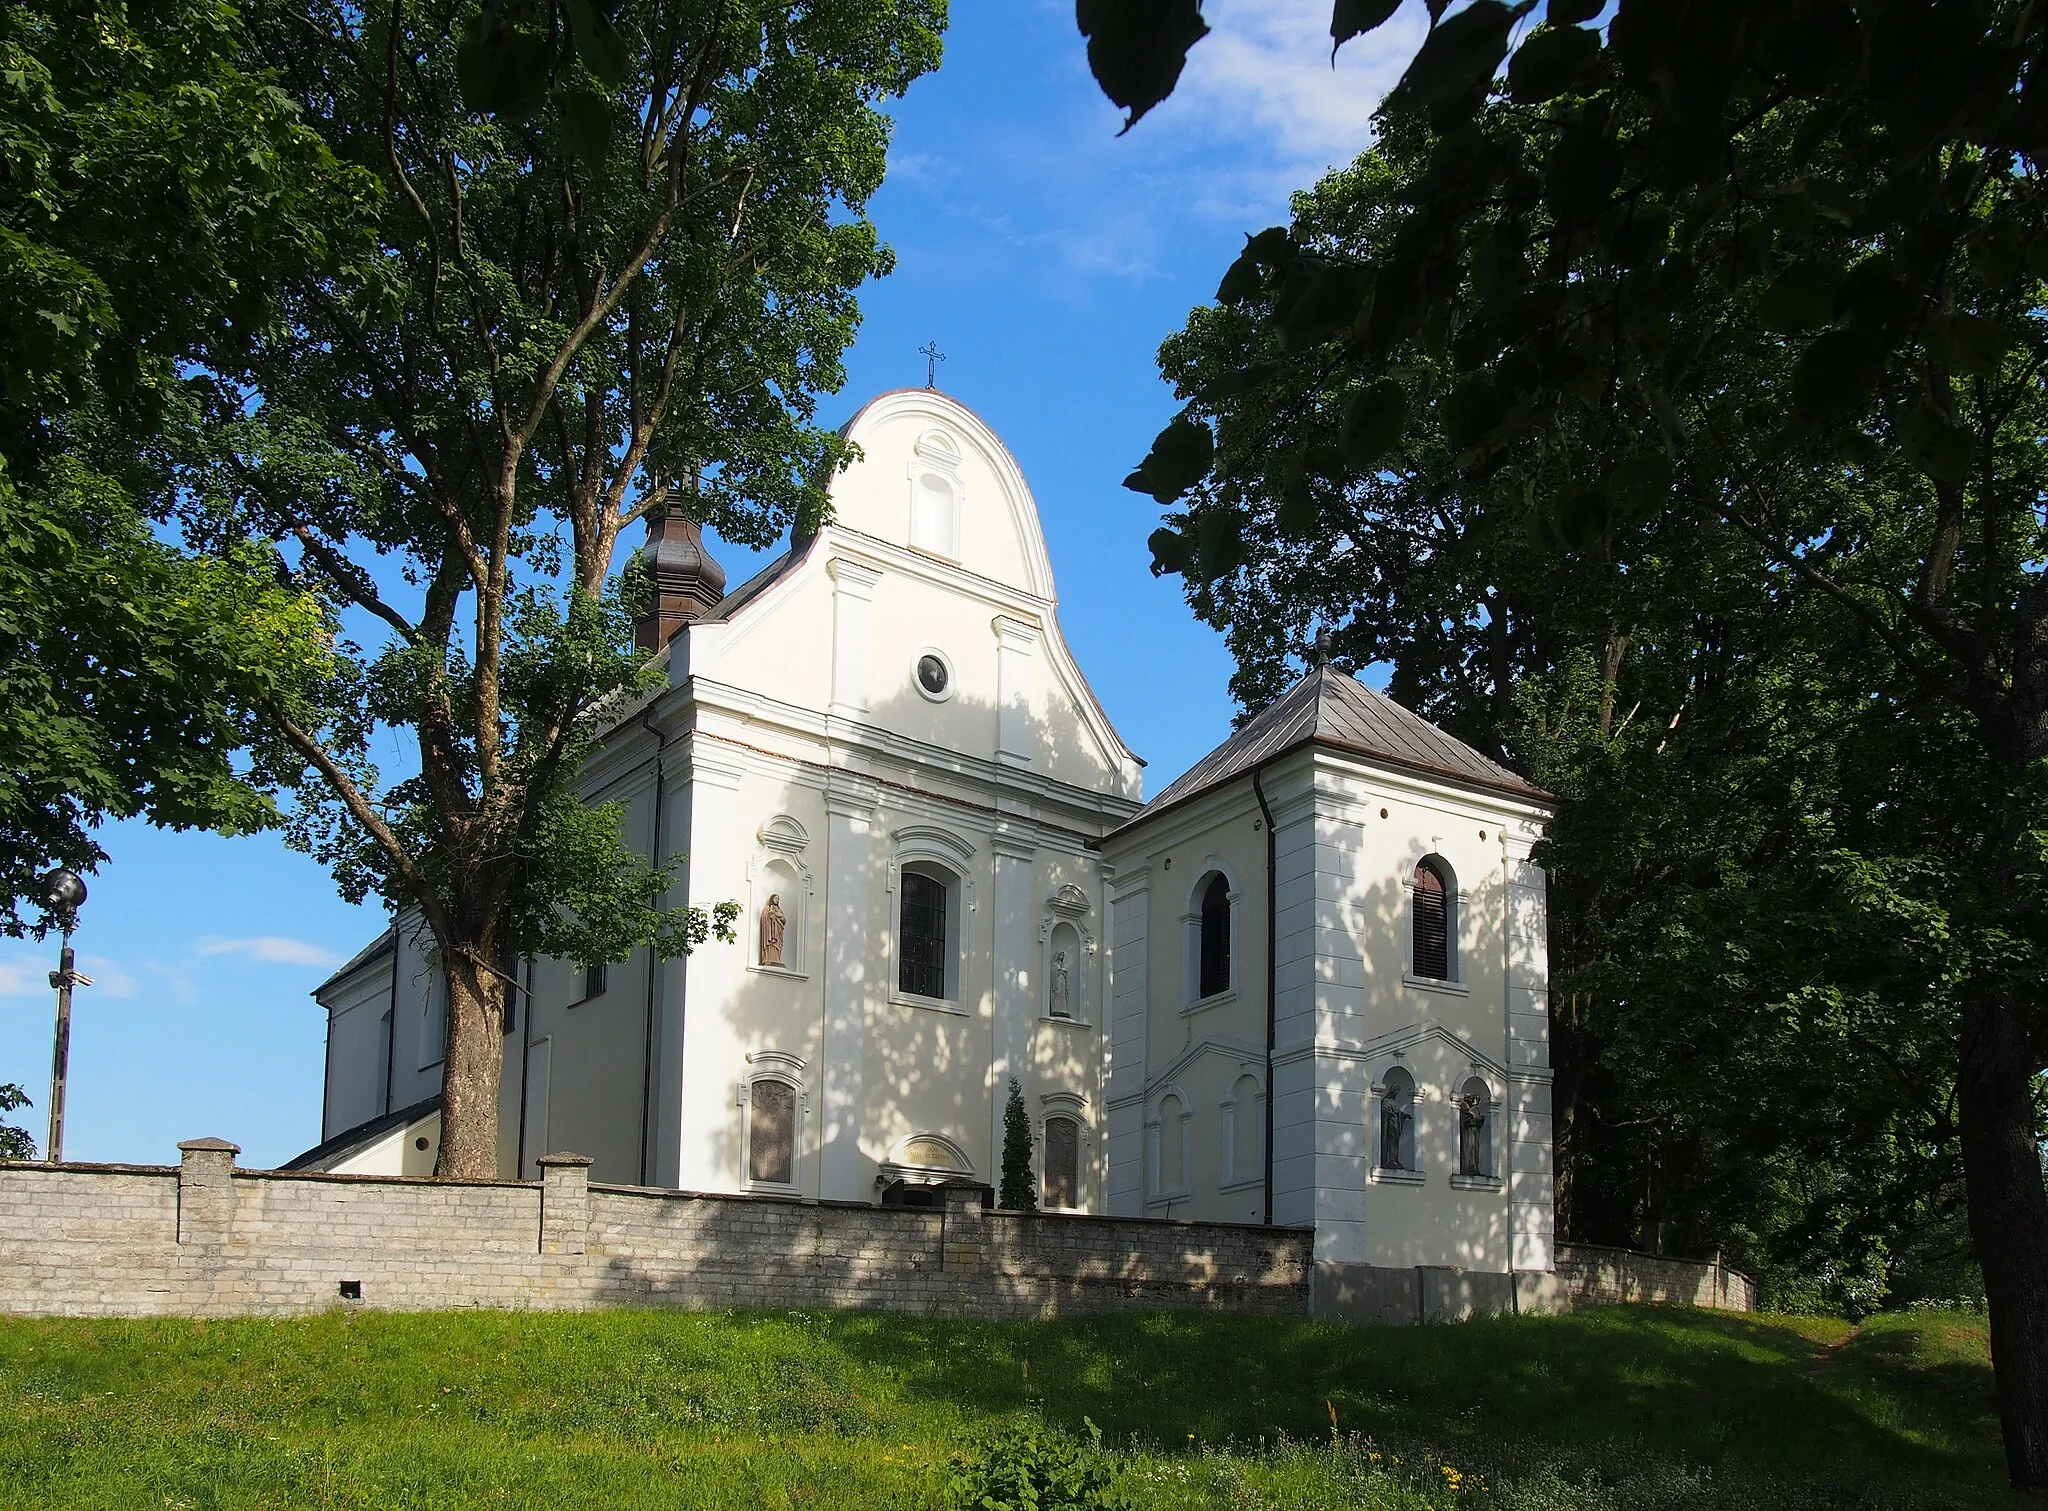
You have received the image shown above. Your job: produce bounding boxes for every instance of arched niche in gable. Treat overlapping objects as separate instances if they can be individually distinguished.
[748,814,814,978]
[906,427,964,560]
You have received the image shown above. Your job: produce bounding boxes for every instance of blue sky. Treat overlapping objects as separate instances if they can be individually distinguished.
[0,1,1427,1166]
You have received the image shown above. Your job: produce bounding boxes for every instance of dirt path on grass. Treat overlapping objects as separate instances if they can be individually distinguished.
[1805,1324,1863,1376]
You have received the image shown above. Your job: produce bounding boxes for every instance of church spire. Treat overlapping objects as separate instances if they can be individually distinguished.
[632,508,727,652]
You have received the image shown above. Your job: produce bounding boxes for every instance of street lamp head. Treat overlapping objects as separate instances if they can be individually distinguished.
[41,869,86,917]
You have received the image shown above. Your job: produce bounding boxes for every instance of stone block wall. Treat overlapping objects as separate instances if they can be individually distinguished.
[1553,1242,1757,1312]
[0,1147,1312,1321]
[1313,1244,1754,1325]
[0,1149,1746,1324]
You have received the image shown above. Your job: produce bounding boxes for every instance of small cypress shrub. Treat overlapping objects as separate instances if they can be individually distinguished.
[999,1076,1037,1211]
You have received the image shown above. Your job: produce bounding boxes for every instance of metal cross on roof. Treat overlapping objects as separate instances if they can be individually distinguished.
[918,340,946,389]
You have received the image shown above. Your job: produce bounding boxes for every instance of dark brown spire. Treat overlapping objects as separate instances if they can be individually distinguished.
[633,510,727,652]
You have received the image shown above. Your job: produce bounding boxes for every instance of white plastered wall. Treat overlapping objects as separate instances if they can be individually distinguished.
[309,389,1142,1201]
[1103,742,1555,1271]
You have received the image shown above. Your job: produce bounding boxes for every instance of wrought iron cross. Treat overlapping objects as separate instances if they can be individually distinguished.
[918,340,946,389]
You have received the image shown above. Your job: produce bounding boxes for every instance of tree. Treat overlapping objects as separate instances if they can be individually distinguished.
[1154,141,1979,1313]
[183,0,944,1180]
[0,0,355,933]
[1085,0,2048,1485]
[1000,1076,1037,1211]
[0,1085,33,1162]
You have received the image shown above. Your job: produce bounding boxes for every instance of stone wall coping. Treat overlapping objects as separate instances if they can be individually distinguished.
[583,1180,1313,1238]
[587,1183,938,1214]
[536,1152,595,1168]
[986,1208,1315,1237]
[178,1138,241,1154]
[0,1159,179,1178]
[230,1167,536,1191]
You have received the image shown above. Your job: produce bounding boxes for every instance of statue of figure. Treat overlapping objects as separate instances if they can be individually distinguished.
[1380,1090,1411,1170]
[1050,950,1071,1017]
[759,893,786,967]
[1459,1092,1487,1176]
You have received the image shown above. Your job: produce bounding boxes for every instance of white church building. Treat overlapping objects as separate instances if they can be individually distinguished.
[300,387,1559,1304]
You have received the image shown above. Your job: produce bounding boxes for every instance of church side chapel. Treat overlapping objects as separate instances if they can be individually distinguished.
[302,388,1558,1302]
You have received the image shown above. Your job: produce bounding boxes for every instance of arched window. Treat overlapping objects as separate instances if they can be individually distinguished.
[1043,1115,1080,1209]
[898,863,955,999]
[747,1078,796,1186]
[1456,1077,1493,1179]
[1152,1091,1187,1196]
[1411,857,1454,980]
[1378,1067,1417,1172]
[1198,874,1231,999]
[1228,1073,1264,1183]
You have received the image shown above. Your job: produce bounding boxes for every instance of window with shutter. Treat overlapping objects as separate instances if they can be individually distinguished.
[1412,861,1449,980]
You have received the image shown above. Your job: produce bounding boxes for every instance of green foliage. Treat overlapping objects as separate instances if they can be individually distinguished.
[178,0,944,1170]
[0,1307,2008,1508]
[0,1083,33,1162]
[1000,1076,1038,1212]
[947,1418,1131,1511]
[0,0,354,932]
[1103,10,2048,1460]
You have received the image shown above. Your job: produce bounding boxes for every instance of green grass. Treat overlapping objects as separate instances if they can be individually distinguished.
[0,1304,2013,1509]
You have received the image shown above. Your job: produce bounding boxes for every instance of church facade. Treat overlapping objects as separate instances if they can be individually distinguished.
[302,389,1558,1297]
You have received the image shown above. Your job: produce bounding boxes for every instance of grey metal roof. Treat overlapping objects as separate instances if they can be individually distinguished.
[312,926,395,999]
[280,1094,440,1172]
[1108,665,1550,839]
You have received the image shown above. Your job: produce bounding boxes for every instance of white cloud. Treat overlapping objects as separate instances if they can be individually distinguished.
[76,954,136,1000]
[0,950,134,999]
[899,0,1433,292]
[0,958,45,998]
[1170,0,1427,184]
[195,936,342,969]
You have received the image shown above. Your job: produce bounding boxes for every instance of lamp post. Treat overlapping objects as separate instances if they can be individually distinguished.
[39,869,89,1164]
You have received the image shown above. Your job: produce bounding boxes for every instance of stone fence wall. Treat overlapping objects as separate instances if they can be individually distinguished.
[0,1144,1310,1321]
[1554,1241,1757,1312]
[0,1145,1751,1324]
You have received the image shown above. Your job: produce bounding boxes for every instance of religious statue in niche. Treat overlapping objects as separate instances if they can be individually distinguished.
[759,894,787,967]
[1458,1089,1488,1177]
[1050,950,1071,1018]
[1380,1088,1412,1171]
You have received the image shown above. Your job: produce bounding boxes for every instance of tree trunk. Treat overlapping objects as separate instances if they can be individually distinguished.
[1958,981,2048,1490]
[436,952,507,1180]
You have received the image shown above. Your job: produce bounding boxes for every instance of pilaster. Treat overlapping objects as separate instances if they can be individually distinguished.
[828,558,882,721]
[1504,828,1555,1271]
[989,833,1037,1170]
[1104,867,1150,1216]
[669,753,742,1192]
[992,615,1039,771]
[821,775,879,1200]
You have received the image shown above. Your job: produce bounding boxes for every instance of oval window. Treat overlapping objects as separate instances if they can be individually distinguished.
[917,654,950,697]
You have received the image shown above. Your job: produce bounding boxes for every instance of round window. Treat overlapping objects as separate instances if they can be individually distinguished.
[916,653,950,698]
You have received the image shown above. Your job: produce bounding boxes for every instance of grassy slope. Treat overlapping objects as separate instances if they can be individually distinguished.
[0,1305,2011,1510]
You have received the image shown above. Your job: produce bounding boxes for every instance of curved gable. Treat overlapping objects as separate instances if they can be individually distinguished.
[831,389,1057,601]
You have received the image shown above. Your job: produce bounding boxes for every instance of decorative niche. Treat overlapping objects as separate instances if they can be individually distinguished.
[906,428,965,560]
[748,815,813,978]
[1038,883,1095,1024]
